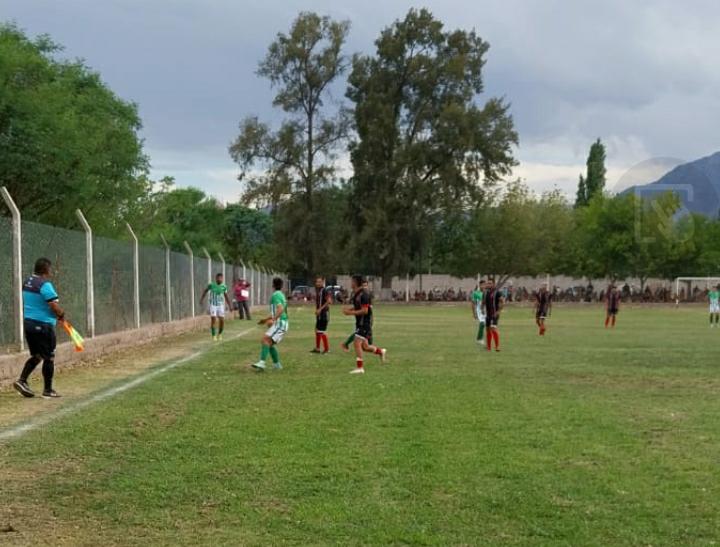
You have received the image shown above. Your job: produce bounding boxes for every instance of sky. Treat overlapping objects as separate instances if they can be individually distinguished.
[3,0,720,202]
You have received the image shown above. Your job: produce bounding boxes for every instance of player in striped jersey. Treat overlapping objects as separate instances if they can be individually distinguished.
[200,273,231,341]
[709,285,720,327]
[252,278,289,371]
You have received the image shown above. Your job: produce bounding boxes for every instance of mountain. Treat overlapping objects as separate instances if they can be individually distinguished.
[622,152,720,217]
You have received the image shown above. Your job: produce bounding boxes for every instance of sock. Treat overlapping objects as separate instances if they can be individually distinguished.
[260,344,270,361]
[315,333,321,349]
[42,359,54,391]
[611,316,616,327]
[269,345,279,364]
[211,327,216,336]
[477,322,484,340]
[344,333,355,347]
[373,347,383,355]
[218,324,224,335]
[716,314,719,324]
[321,334,329,352]
[356,357,363,369]
[20,356,41,382]
[492,329,500,349]
[605,316,610,327]
[486,329,492,350]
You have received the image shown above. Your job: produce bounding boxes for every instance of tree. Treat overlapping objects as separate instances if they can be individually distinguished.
[0,24,148,234]
[223,205,273,265]
[346,8,517,289]
[229,12,351,278]
[574,139,607,207]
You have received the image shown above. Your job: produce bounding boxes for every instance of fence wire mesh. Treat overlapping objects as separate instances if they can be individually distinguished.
[0,215,14,352]
[93,235,134,335]
[194,256,210,314]
[139,244,168,325]
[22,221,87,345]
[170,251,192,319]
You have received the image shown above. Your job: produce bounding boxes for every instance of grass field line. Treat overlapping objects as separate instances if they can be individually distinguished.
[0,326,256,444]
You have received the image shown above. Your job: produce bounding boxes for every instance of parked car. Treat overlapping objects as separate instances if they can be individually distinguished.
[291,285,311,301]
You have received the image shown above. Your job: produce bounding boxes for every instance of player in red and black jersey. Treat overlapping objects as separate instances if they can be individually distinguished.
[535,285,552,335]
[483,279,504,351]
[342,275,386,374]
[310,276,333,354]
[605,285,621,328]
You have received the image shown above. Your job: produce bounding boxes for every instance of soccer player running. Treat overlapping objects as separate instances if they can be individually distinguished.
[252,277,289,371]
[535,284,552,335]
[14,258,65,398]
[310,276,332,354]
[709,285,720,327]
[471,280,486,344]
[200,273,231,341]
[605,284,621,328]
[343,275,386,374]
[483,279,504,351]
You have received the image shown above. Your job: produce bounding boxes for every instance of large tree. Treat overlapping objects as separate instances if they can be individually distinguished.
[346,8,517,289]
[229,12,351,278]
[575,138,607,207]
[0,24,148,233]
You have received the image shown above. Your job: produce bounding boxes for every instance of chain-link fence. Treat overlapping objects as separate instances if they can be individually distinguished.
[0,189,284,355]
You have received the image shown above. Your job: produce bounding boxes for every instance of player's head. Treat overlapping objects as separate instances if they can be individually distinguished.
[215,272,223,283]
[351,274,364,290]
[272,277,284,291]
[34,257,52,277]
[315,276,325,288]
[487,278,495,288]
[479,279,486,289]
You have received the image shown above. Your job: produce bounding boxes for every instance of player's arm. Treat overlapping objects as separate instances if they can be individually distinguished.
[200,285,210,303]
[224,291,232,307]
[48,301,66,323]
[470,298,477,319]
[41,284,65,322]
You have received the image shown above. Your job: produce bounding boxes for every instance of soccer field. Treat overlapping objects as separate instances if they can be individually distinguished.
[1,304,719,545]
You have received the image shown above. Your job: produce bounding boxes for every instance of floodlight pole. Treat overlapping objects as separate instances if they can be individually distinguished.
[160,235,172,322]
[126,223,141,330]
[76,210,95,338]
[1,187,23,351]
[183,241,195,317]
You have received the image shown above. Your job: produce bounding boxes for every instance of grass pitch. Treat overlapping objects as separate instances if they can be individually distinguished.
[1,303,720,545]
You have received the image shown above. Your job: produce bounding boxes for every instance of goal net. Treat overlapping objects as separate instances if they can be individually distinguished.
[674,277,720,304]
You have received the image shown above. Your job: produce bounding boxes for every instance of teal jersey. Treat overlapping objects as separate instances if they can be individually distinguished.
[270,290,288,324]
[207,282,227,306]
[710,290,719,305]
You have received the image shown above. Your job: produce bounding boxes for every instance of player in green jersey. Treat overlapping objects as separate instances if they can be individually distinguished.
[252,277,288,371]
[709,285,720,327]
[471,280,486,344]
[200,273,231,341]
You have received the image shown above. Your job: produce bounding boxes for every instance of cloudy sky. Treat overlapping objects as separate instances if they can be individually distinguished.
[4,0,720,201]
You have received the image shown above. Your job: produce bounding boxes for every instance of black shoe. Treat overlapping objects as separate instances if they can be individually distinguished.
[42,389,61,399]
[309,348,321,354]
[13,380,34,398]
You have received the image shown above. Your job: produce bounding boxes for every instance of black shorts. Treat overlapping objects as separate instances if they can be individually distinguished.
[24,319,56,360]
[355,326,373,345]
[536,308,548,320]
[315,314,329,332]
[487,315,500,327]
[608,308,619,316]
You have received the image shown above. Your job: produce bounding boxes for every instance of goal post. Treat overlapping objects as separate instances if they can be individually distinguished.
[674,277,720,304]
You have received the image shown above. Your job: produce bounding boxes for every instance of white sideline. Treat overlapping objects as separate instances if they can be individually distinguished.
[0,327,256,443]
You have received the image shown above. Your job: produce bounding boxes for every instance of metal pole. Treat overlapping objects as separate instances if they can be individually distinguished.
[184,241,195,317]
[406,273,410,303]
[76,210,95,338]
[126,223,141,329]
[1,187,23,351]
[160,235,172,322]
[241,260,246,281]
[202,247,212,285]
[218,252,226,284]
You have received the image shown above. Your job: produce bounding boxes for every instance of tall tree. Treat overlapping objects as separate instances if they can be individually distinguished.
[575,139,607,206]
[346,8,517,289]
[0,24,148,234]
[229,12,350,278]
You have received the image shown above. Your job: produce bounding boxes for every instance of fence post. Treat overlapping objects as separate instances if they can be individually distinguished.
[250,265,255,308]
[126,223,141,329]
[160,235,172,322]
[183,241,195,317]
[1,187,23,351]
[202,247,212,285]
[218,253,226,283]
[76,210,95,338]
[241,260,246,281]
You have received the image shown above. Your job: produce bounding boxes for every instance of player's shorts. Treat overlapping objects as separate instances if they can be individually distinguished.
[710,302,720,313]
[607,307,619,316]
[24,319,56,360]
[486,315,499,328]
[209,304,225,318]
[477,314,486,324]
[315,314,329,333]
[355,326,373,345]
[536,308,548,320]
[266,321,288,344]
